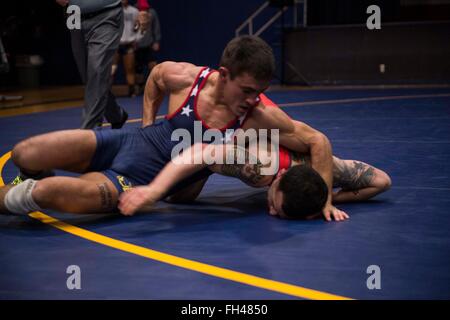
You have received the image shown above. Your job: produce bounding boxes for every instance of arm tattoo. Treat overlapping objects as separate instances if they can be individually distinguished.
[98,183,114,211]
[333,160,375,193]
[219,146,266,186]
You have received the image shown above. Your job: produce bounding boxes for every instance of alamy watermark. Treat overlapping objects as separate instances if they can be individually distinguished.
[66,265,81,290]
[170,121,280,176]
[366,265,381,290]
[66,5,81,30]
[366,5,381,30]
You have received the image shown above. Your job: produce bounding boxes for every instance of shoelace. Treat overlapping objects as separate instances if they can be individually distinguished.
[11,175,24,185]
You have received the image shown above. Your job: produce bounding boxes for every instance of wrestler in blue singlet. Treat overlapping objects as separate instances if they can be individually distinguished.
[88,67,253,195]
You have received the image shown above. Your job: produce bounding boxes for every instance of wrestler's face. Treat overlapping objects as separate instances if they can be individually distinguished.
[219,68,269,117]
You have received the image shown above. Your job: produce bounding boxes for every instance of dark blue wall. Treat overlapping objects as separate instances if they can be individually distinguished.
[151,0,270,68]
[2,0,448,87]
[0,0,291,87]
[283,22,450,85]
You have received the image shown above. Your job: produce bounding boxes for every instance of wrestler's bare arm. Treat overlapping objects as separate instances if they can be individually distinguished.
[142,61,197,126]
[119,143,215,215]
[159,145,272,205]
[118,143,270,215]
[213,145,273,187]
[150,143,269,192]
[331,157,391,203]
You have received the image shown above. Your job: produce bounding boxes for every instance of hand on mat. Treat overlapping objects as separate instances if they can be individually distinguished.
[322,203,349,222]
[118,186,158,216]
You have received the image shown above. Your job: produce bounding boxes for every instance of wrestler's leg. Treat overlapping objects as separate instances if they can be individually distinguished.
[0,172,118,214]
[11,130,97,176]
[331,156,391,203]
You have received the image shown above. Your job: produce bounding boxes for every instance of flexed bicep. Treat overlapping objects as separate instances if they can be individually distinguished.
[143,62,197,126]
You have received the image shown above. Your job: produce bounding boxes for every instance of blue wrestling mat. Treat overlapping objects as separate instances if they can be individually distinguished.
[1,87,449,299]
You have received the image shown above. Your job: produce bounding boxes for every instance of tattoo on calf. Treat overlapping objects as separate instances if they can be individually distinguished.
[98,183,113,211]
[334,160,375,191]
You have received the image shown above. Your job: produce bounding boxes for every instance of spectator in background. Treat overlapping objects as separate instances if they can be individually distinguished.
[56,0,129,129]
[135,0,161,95]
[111,0,140,97]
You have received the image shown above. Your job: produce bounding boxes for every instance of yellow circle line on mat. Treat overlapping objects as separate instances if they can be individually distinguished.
[4,92,444,299]
[0,152,11,186]
[0,151,351,300]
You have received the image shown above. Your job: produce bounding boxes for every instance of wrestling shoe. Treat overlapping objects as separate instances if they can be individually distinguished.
[10,170,55,185]
[11,175,23,185]
[111,110,128,129]
[92,122,104,131]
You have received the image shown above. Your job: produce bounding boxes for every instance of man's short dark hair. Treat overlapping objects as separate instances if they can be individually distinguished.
[220,35,275,81]
[279,165,328,219]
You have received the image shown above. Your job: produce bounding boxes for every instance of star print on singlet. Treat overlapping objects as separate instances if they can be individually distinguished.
[181,105,193,117]
[165,67,254,141]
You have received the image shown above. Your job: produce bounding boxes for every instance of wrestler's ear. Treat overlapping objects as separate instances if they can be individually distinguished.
[218,67,229,80]
[277,168,287,179]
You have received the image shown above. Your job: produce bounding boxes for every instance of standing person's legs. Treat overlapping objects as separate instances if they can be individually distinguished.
[134,47,144,83]
[71,27,106,128]
[135,46,156,95]
[147,55,157,74]
[123,47,136,97]
[81,6,126,129]
[70,29,87,84]
[111,51,120,79]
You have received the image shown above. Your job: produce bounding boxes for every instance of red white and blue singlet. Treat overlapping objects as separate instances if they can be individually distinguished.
[88,67,254,194]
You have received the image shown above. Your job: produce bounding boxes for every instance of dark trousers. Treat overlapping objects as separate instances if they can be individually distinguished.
[71,5,124,129]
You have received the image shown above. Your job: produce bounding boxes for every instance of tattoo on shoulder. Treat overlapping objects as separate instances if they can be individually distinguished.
[333,160,375,192]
